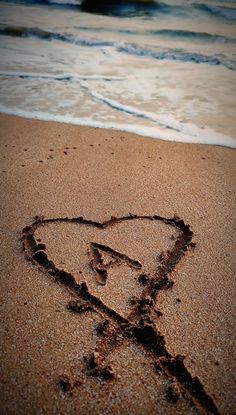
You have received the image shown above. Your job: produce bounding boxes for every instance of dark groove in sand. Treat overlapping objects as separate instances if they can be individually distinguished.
[21,214,219,415]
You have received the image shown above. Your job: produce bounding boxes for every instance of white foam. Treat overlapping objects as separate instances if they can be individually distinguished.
[83,86,181,130]
[0,70,126,82]
[79,85,236,147]
[0,1,235,149]
[0,105,235,148]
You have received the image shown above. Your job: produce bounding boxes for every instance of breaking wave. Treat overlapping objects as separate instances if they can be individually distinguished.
[1,0,236,21]
[1,25,235,70]
[194,3,236,21]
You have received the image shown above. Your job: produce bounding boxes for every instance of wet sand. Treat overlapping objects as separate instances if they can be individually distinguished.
[0,114,235,414]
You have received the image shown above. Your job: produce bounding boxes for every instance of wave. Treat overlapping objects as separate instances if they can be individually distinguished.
[48,0,81,4]
[0,104,235,148]
[0,67,225,142]
[80,84,182,132]
[117,43,235,70]
[0,26,114,47]
[2,75,234,148]
[0,0,166,16]
[5,18,230,46]
[28,0,236,22]
[2,0,236,21]
[194,3,236,21]
[148,29,236,44]
[0,70,126,82]
[2,0,179,17]
[78,26,236,43]
[0,0,82,7]
[1,25,235,70]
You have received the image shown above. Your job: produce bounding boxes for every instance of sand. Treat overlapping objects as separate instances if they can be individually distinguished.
[0,114,235,415]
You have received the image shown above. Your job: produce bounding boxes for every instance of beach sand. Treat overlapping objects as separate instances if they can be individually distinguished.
[0,114,235,414]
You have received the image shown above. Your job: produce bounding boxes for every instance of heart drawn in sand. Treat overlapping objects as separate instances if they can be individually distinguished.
[21,214,219,415]
[22,214,191,319]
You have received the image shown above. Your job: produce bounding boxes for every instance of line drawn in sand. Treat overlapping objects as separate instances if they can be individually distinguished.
[21,214,219,415]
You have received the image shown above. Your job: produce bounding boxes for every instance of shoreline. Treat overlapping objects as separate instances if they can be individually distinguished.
[0,114,235,414]
[0,108,235,149]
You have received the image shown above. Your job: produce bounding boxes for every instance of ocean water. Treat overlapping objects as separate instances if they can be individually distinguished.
[0,0,236,147]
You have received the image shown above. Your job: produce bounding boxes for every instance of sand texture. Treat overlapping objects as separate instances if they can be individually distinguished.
[0,115,235,415]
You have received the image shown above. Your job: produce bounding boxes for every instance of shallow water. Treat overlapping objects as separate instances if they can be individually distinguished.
[0,0,236,147]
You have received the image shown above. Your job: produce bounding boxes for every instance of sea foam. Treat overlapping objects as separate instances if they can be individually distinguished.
[0,0,236,148]
[0,104,235,148]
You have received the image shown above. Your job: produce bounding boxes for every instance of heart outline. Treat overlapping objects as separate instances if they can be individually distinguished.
[21,214,219,414]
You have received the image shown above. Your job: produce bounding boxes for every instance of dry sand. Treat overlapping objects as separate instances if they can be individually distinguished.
[0,114,235,415]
